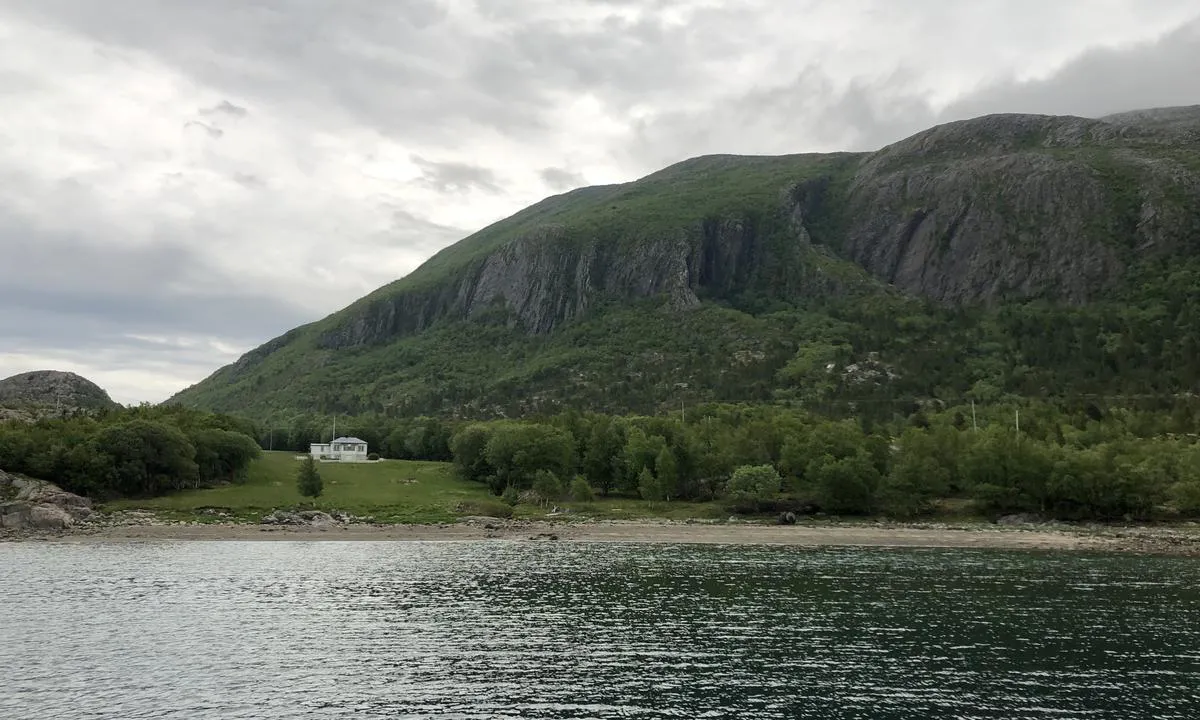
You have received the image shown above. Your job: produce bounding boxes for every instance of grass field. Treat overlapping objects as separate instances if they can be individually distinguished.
[104,451,730,524]
[106,452,494,524]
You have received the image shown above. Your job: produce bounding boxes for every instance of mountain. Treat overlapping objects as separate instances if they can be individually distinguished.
[169,107,1200,421]
[0,371,118,415]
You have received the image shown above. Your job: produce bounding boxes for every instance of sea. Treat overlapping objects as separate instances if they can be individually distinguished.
[2,540,1198,719]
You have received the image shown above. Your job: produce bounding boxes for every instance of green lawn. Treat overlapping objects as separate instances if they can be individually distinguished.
[102,451,733,525]
[105,452,496,524]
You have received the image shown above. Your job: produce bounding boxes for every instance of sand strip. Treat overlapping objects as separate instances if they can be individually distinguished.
[6,520,1199,555]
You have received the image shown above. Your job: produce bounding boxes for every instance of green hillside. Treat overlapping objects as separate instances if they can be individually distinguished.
[168,108,1200,422]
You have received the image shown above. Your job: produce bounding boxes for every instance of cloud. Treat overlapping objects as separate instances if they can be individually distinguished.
[0,0,1197,403]
[201,100,249,118]
[942,17,1200,121]
[410,156,503,195]
[540,167,588,192]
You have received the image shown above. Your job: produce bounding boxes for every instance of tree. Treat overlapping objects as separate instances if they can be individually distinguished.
[297,456,323,499]
[654,447,678,501]
[638,467,665,501]
[726,464,781,503]
[807,450,881,515]
[449,424,494,483]
[532,469,565,506]
[93,420,199,497]
[190,429,262,486]
[483,423,575,493]
[879,427,954,517]
[569,475,595,502]
[583,417,624,496]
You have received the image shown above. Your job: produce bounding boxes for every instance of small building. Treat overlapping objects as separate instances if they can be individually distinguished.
[309,436,370,463]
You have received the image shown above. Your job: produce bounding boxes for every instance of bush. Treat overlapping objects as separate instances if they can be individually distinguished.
[569,475,595,502]
[367,453,380,461]
[1169,481,1200,516]
[806,451,880,515]
[501,484,521,506]
[726,464,781,503]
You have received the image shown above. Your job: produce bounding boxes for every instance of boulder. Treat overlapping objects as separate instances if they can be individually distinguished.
[1,501,74,530]
[777,511,798,526]
[0,470,92,530]
[261,509,337,526]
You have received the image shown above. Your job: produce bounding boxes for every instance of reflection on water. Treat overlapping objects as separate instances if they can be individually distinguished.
[2,541,1198,719]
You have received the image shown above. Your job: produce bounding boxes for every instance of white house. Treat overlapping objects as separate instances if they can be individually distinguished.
[310,436,370,463]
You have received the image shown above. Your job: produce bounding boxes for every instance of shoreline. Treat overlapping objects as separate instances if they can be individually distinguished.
[6,518,1200,555]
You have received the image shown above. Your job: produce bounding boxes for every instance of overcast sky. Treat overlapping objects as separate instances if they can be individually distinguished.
[2,0,1198,405]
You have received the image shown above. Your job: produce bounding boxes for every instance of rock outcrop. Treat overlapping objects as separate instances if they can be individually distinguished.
[840,111,1200,305]
[0,371,117,412]
[0,470,94,531]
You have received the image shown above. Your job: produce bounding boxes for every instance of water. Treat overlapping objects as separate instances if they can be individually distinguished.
[2,541,1198,719]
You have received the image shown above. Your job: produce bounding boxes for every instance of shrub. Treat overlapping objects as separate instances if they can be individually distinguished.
[1169,481,1200,516]
[726,464,781,503]
[367,453,380,461]
[501,484,521,506]
[569,475,595,502]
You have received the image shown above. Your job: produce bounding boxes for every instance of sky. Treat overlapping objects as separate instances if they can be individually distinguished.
[1,0,1198,405]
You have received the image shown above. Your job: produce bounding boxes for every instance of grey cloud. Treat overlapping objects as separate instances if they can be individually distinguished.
[410,156,503,195]
[184,120,224,139]
[626,66,938,170]
[232,172,265,188]
[0,215,315,353]
[4,0,551,142]
[626,12,1200,170]
[201,100,249,117]
[942,17,1200,122]
[540,167,587,192]
[5,0,722,145]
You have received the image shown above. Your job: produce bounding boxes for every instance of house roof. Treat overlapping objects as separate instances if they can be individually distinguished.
[331,436,367,444]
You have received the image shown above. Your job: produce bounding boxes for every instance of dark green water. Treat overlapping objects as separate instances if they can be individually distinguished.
[1,541,1198,719]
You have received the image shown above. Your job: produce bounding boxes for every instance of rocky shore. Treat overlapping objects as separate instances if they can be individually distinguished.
[0,470,94,531]
[4,504,1200,556]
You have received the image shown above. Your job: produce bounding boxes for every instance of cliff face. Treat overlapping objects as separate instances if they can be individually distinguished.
[167,107,1200,417]
[315,107,1200,351]
[840,111,1200,305]
[316,182,845,349]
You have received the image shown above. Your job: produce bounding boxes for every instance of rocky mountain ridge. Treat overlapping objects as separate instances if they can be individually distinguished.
[167,106,1200,419]
[0,371,117,414]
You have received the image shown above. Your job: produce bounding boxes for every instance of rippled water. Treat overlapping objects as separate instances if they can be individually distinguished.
[2,541,1199,719]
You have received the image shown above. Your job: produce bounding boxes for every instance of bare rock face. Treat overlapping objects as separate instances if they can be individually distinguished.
[305,108,1200,350]
[0,371,117,411]
[0,471,93,531]
[840,111,1200,305]
[315,197,838,348]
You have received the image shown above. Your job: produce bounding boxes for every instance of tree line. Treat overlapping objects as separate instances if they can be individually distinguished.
[446,402,1200,521]
[6,396,1199,522]
[0,405,261,500]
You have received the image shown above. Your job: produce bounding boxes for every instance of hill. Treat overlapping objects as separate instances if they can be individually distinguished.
[0,371,117,416]
[168,107,1200,421]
